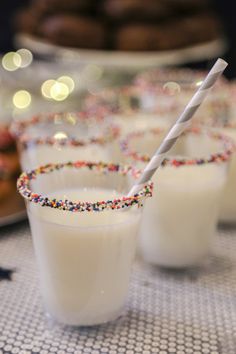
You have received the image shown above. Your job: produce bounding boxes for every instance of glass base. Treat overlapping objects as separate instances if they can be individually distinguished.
[44,306,126,328]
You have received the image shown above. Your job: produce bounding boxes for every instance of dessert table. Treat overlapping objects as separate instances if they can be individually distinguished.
[1,221,236,354]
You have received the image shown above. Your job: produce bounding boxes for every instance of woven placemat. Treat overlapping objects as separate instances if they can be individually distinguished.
[0,221,236,354]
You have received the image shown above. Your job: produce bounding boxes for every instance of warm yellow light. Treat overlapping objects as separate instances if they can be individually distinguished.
[196,80,203,87]
[65,113,77,125]
[57,76,75,93]
[16,48,33,68]
[50,82,69,101]
[41,79,57,99]
[13,90,31,109]
[54,131,68,140]
[2,52,22,71]
[163,81,181,95]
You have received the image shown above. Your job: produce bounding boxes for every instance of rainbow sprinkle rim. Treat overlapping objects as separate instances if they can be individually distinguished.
[212,119,236,130]
[19,127,120,149]
[134,68,230,123]
[11,111,120,148]
[11,112,94,138]
[85,85,178,116]
[135,67,228,89]
[120,126,235,167]
[17,161,153,212]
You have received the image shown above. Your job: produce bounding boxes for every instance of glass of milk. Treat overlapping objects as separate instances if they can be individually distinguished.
[17,160,153,326]
[11,111,120,171]
[134,68,230,126]
[84,85,176,163]
[120,126,233,268]
[216,122,236,223]
[84,85,177,131]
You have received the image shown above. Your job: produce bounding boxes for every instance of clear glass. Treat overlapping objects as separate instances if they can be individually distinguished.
[135,69,230,125]
[218,126,236,222]
[84,85,176,132]
[19,140,111,171]
[26,166,144,326]
[13,112,117,170]
[124,130,229,268]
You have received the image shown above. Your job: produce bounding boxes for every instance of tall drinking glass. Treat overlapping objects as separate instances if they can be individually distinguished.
[121,126,233,268]
[17,160,152,326]
[11,111,120,170]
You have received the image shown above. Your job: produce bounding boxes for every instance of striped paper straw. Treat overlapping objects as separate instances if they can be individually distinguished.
[128,58,228,197]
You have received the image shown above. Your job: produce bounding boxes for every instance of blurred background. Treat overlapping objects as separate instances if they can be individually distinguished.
[0,0,235,125]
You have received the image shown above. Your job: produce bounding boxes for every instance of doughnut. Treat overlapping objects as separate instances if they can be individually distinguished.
[102,0,171,22]
[32,0,96,15]
[114,13,220,51]
[114,23,190,51]
[14,7,42,35]
[165,0,209,14]
[39,15,107,49]
[0,179,14,202]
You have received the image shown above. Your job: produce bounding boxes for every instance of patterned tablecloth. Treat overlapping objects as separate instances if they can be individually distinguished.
[0,221,236,354]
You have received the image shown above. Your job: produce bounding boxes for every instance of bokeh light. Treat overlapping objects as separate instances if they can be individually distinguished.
[54,132,68,140]
[16,48,33,68]
[41,79,57,99]
[2,52,22,71]
[57,76,75,93]
[163,81,181,96]
[50,82,69,101]
[195,80,203,87]
[66,113,77,125]
[13,90,31,109]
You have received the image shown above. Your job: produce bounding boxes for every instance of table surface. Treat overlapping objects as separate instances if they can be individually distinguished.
[0,222,236,354]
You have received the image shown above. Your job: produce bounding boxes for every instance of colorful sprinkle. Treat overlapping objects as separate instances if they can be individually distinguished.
[17,161,153,212]
[11,111,120,149]
[120,126,235,167]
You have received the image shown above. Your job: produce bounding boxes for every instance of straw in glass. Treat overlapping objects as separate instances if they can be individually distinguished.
[127,58,228,197]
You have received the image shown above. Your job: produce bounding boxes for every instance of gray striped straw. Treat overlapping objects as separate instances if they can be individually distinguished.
[128,58,228,197]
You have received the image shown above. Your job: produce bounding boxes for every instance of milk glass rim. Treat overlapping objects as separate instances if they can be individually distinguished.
[120,126,235,166]
[10,111,120,146]
[84,84,178,115]
[17,160,153,212]
[135,67,229,90]
[213,120,236,130]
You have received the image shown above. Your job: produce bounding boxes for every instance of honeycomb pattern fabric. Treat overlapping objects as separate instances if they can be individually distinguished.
[0,222,236,354]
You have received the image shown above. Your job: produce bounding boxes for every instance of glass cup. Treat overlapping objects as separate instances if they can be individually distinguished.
[215,121,236,222]
[134,68,230,126]
[17,160,152,326]
[84,85,176,163]
[11,111,120,170]
[120,126,234,268]
[84,85,177,133]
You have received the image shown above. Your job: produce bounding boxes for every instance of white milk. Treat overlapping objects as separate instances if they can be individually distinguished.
[20,144,110,171]
[112,113,171,134]
[140,163,227,267]
[111,113,171,164]
[28,188,140,326]
[124,129,185,169]
[219,127,236,222]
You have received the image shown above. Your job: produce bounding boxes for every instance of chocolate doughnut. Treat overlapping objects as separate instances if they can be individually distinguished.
[180,13,221,45]
[32,0,97,15]
[39,15,107,49]
[0,179,15,202]
[102,0,171,22]
[0,125,20,202]
[114,11,220,52]
[114,23,190,51]
[166,0,209,14]
[14,7,41,35]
